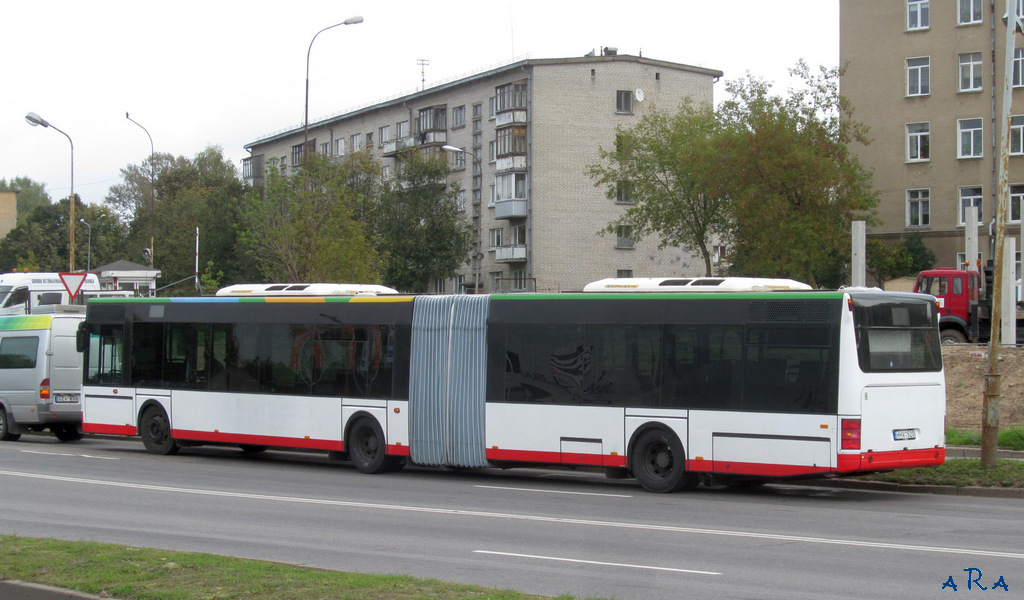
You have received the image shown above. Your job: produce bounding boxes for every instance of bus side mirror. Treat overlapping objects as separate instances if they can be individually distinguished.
[76,322,87,353]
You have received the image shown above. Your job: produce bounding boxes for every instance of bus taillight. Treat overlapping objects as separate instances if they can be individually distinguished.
[39,378,51,400]
[841,418,861,450]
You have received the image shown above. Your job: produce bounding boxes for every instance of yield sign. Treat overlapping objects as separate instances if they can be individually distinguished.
[59,272,88,301]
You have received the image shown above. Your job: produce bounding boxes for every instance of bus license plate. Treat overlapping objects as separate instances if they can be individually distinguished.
[893,429,917,441]
[54,394,79,404]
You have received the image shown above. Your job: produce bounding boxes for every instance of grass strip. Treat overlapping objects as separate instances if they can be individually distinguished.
[946,427,1024,450]
[856,459,1024,488]
[0,536,584,600]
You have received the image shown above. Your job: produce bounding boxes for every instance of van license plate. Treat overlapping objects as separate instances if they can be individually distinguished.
[893,429,916,441]
[54,394,79,404]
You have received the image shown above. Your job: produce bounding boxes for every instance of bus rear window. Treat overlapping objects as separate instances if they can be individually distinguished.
[852,295,941,373]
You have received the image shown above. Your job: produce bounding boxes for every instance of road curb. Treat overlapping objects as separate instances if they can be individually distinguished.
[0,580,110,600]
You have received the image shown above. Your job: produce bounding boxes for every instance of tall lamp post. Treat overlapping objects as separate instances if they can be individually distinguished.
[25,112,75,271]
[79,219,92,272]
[304,16,363,151]
[442,145,484,293]
[126,112,156,267]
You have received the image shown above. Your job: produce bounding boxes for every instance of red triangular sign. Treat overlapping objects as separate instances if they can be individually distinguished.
[59,272,88,301]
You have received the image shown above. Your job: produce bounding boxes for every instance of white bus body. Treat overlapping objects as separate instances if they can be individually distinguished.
[0,306,85,441]
[216,283,398,297]
[80,289,945,492]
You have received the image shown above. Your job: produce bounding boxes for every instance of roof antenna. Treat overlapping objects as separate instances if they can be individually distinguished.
[417,58,429,90]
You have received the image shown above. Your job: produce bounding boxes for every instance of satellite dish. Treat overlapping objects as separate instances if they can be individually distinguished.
[634,88,645,102]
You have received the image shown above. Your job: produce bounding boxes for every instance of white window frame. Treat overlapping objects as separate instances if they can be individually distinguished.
[957,0,982,25]
[616,225,634,249]
[489,227,503,249]
[1011,115,1024,155]
[456,190,467,212]
[907,0,930,31]
[616,90,633,114]
[907,122,930,162]
[379,125,392,143]
[397,120,409,138]
[958,186,983,226]
[958,118,984,158]
[1011,184,1024,223]
[959,52,983,92]
[452,105,466,129]
[907,189,930,227]
[906,57,930,96]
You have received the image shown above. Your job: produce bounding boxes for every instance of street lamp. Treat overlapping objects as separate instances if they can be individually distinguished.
[25,112,75,271]
[79,219,91,272]
[126,112,156,267]
[441,145,483,294]
[304,16,363,151]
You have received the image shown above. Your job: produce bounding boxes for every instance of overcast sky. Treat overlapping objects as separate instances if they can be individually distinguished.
[2,0,839,206]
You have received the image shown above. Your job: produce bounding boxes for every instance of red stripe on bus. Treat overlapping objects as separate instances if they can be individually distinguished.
[485,447,627,468]
[688,460,833,477]
[171,429,344,452]
[83,423,137,436]
[837,448,945,473]
[388,444,411,456]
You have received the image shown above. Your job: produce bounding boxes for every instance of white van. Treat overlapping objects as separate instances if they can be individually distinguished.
[0,272,102,316]
[0,306,85,442]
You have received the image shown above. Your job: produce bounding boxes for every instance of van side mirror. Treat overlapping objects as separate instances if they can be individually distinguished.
[76,322,87,353]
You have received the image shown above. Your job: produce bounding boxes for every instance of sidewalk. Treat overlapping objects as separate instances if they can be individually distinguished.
[0,581,109,600]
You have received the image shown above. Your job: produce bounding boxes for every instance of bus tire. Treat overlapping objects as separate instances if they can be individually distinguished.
[239,445,267,454]
[347,418,392,474]
[140,406,179,456]
[0,407,21,442]
[631,428,698,493]
[52,424,83,442]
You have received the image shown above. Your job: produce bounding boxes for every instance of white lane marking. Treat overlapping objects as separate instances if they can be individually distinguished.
[474,484,633,498]
[473,550,721,575]
[19,450,118,460]
[2,469,1022,561]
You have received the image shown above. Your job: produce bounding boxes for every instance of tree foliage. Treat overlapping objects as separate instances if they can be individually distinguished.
[0,196,126,272]
[0,176,52,226]
[866,234,936,286]
[240,153,380,284]
[592,62,877,287]
[590,103,731,275]
[366,151,474,293]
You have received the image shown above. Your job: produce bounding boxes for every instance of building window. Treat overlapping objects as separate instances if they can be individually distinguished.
[242,158,253,178]
[958,118,984,158]
[1015,49,1024,87]
[907,189,930,227]
[291,143,304,165]
[712,245,727,265]
[908,0,930,30]
[510,224,526,245]
[616,181,634,203]
[958,0,982,24]
[1012,185,1024,223]
[382,165,392,181]
[959,52,983,92]
[495,83,527,112]
[319,142,330,156]
[496,127,527,156]
[472,133,482,148]
[472,103,482,119]
[510,269,528,291]
[473,189,482,205]
[456,190,467,212]
[451,151,466,170]
[496,172,526,201]
[906,57,930,96]
[616,225,634,248]
[397,120,410,138]
[453,105,466,128]
[488,97,496,119]
[616,90,634,114]
[616,269,633,278]
[907,122,930,161]
[350,133,362,152]
[489,228,503,248]
[1011,116,1024,155]
[379,125,392,143]
[959,186,983,226]
[335,139,347,156]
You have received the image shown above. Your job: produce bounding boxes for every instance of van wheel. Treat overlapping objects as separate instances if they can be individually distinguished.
[631,428,698,493]
[347,418,393,474]
[0,407,21,442]
[140,406,179,455]
[52,424,83,442]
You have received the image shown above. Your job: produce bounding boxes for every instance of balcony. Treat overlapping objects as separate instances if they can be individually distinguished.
[381,136,416,156]
[495,110,527,127]
[496,156,527,172]
[494,198,527,219]
[494,244,527,262]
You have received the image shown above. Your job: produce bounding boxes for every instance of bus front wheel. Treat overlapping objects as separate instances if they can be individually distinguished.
[347,418,393,474]
[631,428,698,493]
[140,406,180,455]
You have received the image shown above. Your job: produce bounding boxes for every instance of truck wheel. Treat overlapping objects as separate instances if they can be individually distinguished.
[0,407,22,442]
[940,330,967,344]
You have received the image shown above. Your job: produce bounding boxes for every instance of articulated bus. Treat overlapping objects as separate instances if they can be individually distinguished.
[79,281,946,492]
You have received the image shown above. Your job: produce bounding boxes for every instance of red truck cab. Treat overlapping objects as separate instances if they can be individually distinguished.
[914,268,980,344]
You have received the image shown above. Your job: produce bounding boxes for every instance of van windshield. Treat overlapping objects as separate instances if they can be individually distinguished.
[0,286,12,308]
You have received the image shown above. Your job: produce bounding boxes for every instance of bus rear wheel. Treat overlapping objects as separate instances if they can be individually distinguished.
[0,407,21,442]
[347,418,393,474]
[631,428,698,493]
[140,406,179,455]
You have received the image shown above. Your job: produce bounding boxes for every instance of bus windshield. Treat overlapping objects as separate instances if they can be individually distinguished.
[851,294,941,373]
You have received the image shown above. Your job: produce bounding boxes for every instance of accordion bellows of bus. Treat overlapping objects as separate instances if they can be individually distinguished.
[79,280,946,493]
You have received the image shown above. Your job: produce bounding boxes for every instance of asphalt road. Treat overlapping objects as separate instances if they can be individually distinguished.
[1,434,1021,600]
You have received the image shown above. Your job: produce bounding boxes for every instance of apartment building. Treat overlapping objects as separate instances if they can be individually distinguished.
[841,0,1024,273]
[243,51,722,293]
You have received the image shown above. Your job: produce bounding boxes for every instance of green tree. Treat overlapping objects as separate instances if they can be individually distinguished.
[589,103,731,275]
[240,153,380,284]
[865,234,936,286]
[0,176,52,226]
[719,62,878,286]
[0,196,126,272]
[368,151,474,293]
